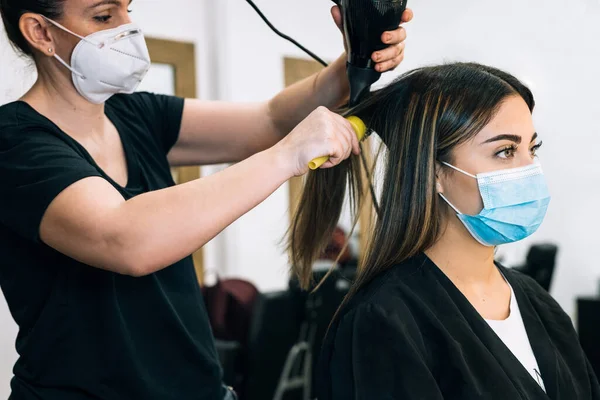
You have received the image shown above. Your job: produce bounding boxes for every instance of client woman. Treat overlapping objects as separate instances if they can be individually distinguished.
[289,62,600,399]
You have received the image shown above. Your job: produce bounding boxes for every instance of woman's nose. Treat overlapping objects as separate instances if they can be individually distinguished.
[517,149,537,167]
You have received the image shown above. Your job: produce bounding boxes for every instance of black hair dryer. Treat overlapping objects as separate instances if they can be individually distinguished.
[332,0,408,106]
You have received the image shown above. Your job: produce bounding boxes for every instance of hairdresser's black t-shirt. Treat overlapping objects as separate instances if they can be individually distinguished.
[0,93,226,400]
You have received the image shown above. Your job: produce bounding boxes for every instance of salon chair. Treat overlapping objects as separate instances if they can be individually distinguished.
[208,265,356,399]
[240,290,305,400]
[280,265,356,399]
[513,243,558,292]
[578,298,600,381]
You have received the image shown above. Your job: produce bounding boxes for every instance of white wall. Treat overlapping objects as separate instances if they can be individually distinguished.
[1,0,600,396]
[214,0,600,317]
[209,0,345,292]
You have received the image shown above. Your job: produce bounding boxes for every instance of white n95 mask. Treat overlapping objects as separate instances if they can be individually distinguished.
[43,16,151,104]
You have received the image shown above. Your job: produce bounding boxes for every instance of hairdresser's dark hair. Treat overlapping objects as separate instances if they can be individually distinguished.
[288,62,534,311]
[0,0,65,56]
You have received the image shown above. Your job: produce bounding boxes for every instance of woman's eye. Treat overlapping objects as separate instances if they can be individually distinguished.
[530,141,543,158]
[94,15,112,23]
[496,146,516,159]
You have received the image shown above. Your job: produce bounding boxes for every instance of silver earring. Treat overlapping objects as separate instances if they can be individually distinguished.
[48,48,53,53]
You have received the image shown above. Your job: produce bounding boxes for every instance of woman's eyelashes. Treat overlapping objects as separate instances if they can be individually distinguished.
[93,6,132,24]
[530,141,543,158]
[494,141,543,160]
[495,144,517,159]
[93,14,112,23]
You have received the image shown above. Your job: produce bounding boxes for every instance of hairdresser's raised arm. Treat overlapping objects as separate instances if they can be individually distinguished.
[38,107,358,277]
[166,8,413,167]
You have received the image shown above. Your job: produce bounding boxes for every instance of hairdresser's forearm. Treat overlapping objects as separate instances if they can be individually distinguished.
[268,54,349,137]
[117,148,291,275]
[171,56,348,165]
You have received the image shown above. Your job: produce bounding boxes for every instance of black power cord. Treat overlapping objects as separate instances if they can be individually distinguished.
[244,0,329,67]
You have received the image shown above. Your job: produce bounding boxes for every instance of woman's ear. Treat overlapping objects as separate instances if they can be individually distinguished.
[435,162,445,194]
[19,13,55,56]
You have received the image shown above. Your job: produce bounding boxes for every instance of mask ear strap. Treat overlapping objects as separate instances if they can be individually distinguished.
[441,162,477,179]
[41,16,87,41]
[438,193,462,215]
[41,16,87,79]
[52,53,85,78]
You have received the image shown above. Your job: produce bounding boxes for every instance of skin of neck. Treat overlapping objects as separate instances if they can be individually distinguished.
[22,54,107,138]
[425,204,499,287]
[425,205,512,321]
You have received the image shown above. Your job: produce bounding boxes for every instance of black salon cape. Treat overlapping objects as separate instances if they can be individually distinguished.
[317,253,600,400]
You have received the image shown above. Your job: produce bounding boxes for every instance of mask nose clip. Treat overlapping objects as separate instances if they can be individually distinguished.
[114,29,141,41]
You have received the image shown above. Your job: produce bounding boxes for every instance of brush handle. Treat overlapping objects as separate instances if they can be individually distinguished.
[308,156,331,170]
[308,116,367,170]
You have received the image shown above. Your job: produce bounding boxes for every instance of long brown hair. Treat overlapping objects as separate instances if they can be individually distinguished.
[288,62,535,310]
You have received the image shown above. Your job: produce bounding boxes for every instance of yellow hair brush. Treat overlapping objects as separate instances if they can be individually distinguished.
[308,116,368,170]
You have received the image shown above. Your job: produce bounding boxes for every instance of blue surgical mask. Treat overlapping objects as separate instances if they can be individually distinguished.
[438,162,551,246]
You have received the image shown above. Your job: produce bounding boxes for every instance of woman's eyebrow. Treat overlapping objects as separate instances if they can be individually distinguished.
[480,132,537,145]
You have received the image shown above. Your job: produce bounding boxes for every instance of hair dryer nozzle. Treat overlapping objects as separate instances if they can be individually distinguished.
[339,0,408,105]
[347,63,381,107]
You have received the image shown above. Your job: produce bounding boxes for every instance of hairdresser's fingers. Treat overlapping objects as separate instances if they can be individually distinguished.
[345,126,361,156]
[401,8,414,24]
[352,133,361,156]
[323,119,355,168]
[376,51,405,73]
[373,40,405,64]
[324,142,350,168]
[320,139,343,169]
[335,115,361,156]
[342,119,359,157]
[331,6,349,53]
[331,6,344,31]
[373,42,405,71]
[381,26,407,46]
[330,121,353,163]
[334,115,360,156]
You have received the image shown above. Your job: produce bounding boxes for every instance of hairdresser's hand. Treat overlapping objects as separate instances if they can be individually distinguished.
[331,6,413,73]
[273,107,360,177]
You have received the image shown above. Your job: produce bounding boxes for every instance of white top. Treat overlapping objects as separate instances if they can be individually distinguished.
[485,284,546,392]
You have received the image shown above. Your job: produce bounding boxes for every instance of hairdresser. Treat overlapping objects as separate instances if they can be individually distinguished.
[0,0,411,399]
